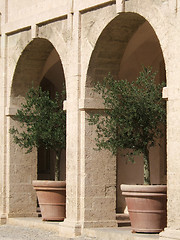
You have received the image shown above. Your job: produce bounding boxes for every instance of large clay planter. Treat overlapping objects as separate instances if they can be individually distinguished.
[121,184,167,233]
[33,180,66,221]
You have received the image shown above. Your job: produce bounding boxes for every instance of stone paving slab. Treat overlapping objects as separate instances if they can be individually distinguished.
[0,224,94,240]
[84,227,160,240]
[2,218,160,240]
[0,224,160,240]
[0,224,67,240]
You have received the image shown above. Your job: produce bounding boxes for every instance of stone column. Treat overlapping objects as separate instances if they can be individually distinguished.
[160,29,180,238]
[0,32,8,225]
[59,8,83,237]
[79,98,117,230]
[160,86,180,240]
[59,5,117,237]
[60,96,117,238]
[5,108,37,218]
[160,88,180,239]
[0,0,9,223]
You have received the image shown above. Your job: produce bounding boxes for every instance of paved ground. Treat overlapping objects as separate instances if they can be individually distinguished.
[0,224,159,240]
[0,224,94,240]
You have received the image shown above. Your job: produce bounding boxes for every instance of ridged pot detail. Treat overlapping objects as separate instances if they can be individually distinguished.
[121,184,167,233]
[33,180,66,221]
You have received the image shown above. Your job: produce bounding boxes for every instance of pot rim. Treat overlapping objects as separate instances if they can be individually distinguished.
[32,180,66,188]
[120,184,167,193]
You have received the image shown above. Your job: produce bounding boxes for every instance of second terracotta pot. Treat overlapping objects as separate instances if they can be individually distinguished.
[121,184,167,233]
[33,180,66,221]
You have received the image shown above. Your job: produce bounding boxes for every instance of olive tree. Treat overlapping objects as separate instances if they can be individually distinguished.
[9,87,66,181]
[88,67,166,185]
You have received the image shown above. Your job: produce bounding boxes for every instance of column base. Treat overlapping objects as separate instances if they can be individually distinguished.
[59,219,117,238]
[59,219,82,238]
[160,228,180,240]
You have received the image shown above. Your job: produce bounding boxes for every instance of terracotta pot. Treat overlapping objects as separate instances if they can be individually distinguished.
[33,180,66,221]
[121,184,167,233]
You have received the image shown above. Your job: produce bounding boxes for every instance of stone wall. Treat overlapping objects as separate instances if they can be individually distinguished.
[0,0,179,239]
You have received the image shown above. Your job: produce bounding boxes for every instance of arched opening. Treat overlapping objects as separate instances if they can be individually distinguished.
[85,12,166,224]
[8,38,66,217]
[38,53,66,181]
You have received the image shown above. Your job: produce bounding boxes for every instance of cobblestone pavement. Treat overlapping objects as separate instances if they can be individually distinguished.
[0,224,94,240]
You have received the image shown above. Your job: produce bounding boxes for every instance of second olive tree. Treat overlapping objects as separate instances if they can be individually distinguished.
[88,67,166,185]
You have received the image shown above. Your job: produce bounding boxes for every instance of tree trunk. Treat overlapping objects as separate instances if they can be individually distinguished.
[143,148,150,185]
[55,150,61,181]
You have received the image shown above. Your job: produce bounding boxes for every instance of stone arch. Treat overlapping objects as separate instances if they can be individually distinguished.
[84,11,166,221]
[128,0,168,59]
[7,38,66,217]
[37,20,68,93]
[86,12,166,89]
[10,38,65,104]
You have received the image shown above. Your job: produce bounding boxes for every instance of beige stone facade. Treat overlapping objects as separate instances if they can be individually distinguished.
[0,0,179,239]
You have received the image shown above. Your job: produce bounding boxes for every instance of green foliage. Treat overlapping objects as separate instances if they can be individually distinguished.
[88,66,166,184]
[9,87,66,155]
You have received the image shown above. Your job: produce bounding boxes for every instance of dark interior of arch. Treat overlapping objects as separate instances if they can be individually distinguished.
[41,60,65,95]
